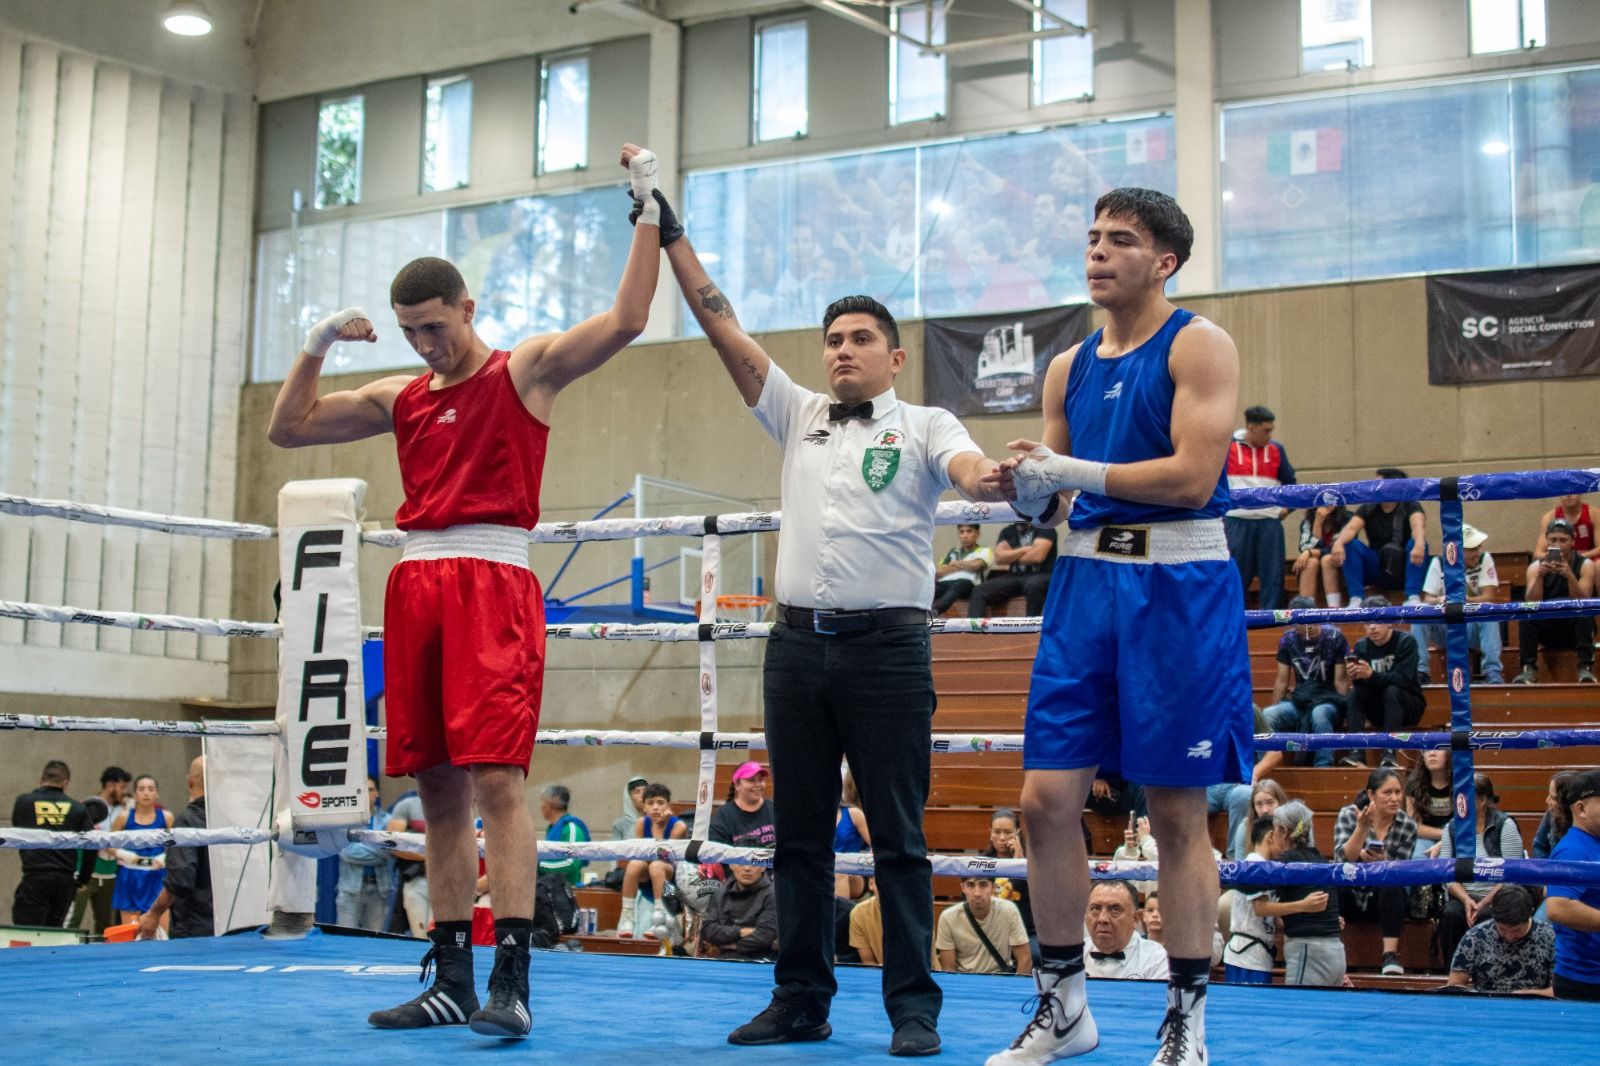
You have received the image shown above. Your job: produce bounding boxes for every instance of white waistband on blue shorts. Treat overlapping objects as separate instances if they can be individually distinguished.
[1059,517,1229,565]
[401,524,531,570]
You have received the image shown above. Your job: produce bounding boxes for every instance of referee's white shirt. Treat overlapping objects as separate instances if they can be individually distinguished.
[1083,930,1170,980]
[753,361,981,611]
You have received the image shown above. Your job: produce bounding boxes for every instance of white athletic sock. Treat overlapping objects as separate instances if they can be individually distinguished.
[1325,593,1343,607]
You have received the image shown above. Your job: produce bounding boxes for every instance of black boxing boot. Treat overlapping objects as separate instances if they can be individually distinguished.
[467,919,532,1039]
[368,923,479,1029]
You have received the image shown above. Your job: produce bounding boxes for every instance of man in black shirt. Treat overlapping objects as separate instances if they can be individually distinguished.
[1326,468,1430,605]
[1515,518,1597,684]
[1344,597,1426,767]
[137,756,211,939]
[966,522,1058,618]
[10,760,93,927]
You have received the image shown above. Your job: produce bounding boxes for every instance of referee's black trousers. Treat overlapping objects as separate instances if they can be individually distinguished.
[762,620,941,1028]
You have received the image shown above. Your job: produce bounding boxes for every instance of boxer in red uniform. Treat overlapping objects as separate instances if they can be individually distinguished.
[266,144,675,1040]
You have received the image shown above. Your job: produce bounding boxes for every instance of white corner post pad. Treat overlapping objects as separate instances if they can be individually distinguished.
[273,479,370,883]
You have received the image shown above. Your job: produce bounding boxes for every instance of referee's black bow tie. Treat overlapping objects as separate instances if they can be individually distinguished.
[1089,950,1125,962]
[828,400,873,422]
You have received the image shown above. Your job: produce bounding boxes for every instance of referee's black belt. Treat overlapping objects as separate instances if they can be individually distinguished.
[779,604,930,635]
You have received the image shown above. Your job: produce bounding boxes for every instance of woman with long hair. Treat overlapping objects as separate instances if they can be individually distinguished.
[1230,779,1288,860]
[833,769,871,900]
[1437,773,1526,966]
[1403,748,1453,858]
[981,807,1032,942]
[1297,504,1350,604]
[1333,767,1418,975]
[110,774,172,929]
[1534,770,1579,859]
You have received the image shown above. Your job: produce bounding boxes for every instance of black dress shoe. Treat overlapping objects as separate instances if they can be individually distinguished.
[727,998,832,1046]
[890,1017,942,1057]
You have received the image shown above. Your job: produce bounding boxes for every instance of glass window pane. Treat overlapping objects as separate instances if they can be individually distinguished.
[1032,0,1093,106]
[423,75,472,192]
[1301,0,1371,73]
[1471,0,1546,55]
[754,20,809,142]
[891,6,946,125]
[539,55,589,173]
[315,95,363,209]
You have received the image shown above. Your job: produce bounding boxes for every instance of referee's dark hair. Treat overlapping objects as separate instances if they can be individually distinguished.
[1244,405,1275,425]
[823,295,900,350]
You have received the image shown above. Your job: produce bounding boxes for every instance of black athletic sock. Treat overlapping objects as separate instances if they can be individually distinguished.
[494,918,533,951]
[1038,942,1087,976]
[431,920,472,951]
[1167,956,1209,1014]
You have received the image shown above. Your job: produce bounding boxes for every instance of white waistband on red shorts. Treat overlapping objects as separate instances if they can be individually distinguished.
[1059,517,1229,565]
[401,524,531,570]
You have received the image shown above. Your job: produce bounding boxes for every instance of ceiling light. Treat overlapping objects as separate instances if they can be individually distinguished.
[1480,140,1510,156]
[163,1,213,36]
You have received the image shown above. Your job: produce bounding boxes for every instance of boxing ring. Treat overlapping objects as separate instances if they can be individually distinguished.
[3,468,1600,1063]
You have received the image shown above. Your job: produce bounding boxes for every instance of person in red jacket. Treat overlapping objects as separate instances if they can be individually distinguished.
[1223,405,1295,609]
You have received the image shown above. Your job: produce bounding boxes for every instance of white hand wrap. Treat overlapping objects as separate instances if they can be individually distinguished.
[628,149,660,227]
[1012,445,1108,499]
[304,307,371,359]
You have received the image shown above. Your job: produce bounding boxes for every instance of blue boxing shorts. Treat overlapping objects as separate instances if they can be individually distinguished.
[1024,518,1253,787]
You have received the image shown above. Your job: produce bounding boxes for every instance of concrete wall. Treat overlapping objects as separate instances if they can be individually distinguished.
[229,275,1600,836]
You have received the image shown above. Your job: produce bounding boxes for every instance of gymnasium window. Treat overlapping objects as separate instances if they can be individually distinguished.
[1300,0,1371,73]
[423,74,472,193]
[890,4,946,125]
[1219,64,1600,291]
[314,95,363,209]
[753,19,808,142]
[539,53,589,173]
[1032,0,1094,106]
[1470,0,1547,55]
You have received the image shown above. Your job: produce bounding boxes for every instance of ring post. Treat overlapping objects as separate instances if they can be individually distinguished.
[1439,480,1477,860]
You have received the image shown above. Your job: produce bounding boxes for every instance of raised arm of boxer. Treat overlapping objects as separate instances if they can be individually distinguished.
[266,309,413,448]
[507,144,664,424]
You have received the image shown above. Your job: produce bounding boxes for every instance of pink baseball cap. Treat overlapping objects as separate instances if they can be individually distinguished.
[731,761,769,781]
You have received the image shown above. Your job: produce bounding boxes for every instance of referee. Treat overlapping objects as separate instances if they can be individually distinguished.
[659,197,1007,1057]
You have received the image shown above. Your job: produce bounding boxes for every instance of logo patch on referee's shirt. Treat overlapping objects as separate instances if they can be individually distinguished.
[862,448,900,492]
[1095,526,1148,558]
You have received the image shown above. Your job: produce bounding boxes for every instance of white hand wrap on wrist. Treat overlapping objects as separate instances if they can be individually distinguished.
[304,307,371,359]
[628,149,660,227]
[1012,446,1108,498]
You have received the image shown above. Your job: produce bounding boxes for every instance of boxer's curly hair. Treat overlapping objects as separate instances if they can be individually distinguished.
[822,294,900,350]
[1093,187,1193,273]
[390,256,467,308]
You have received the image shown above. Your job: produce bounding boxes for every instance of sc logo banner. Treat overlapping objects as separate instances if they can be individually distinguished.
[1460,316,1499,339]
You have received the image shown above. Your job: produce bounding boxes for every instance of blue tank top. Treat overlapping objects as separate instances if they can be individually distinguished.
[833,806,867,853]
[641,815,680,840]
[1064,307,1232,529]
[127,806,166,856]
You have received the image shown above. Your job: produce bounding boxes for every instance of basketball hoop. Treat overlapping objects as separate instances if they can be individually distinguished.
[715,594,771,623]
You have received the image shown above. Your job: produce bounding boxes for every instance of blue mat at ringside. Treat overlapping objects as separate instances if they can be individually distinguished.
[4,931,1595,1064]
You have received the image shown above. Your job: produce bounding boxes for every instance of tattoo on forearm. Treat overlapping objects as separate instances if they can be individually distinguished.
[697,284,736,320]
[739,356,765,387]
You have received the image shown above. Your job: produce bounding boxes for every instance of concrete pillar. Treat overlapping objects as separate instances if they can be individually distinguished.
[1173,0,1218,293]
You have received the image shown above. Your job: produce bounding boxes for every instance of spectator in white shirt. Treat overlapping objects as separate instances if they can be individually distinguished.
[1412,523,1504,684]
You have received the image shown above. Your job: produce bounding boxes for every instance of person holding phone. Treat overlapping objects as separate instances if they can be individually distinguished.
[1515,518,1597,684]
[1344,598,1427,767]
[1333,768,1418,975]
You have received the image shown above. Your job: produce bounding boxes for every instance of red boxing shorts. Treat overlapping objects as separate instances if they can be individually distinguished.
[382,527,545,776]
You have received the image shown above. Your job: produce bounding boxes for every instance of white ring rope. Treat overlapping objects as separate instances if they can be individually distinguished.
[0,492,274,540]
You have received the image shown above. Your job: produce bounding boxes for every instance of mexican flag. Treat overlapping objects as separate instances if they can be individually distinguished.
[1267,127,1342,175]
[1121,127,1168,166]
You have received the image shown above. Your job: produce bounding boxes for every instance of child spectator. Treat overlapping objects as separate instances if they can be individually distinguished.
[932,524,992,615]
[1333,768,1417,975]
[617,784,685,939]
[1293,505,1350,604]
[1230,779,1288,863]
[701,864,778,961]
[1224,816,1280,985]
[1270,801,1345,986]
[612,775,647,840]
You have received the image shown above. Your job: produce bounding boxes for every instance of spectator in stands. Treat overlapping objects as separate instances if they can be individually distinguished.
[1223,816,1282,985]
[1413,524,1505,684]
[136,756,211,940]
[833,768,871,900]
[932,524,992,615]
[1534,771,1579,859]
[1224,405,1296,610]
[1447,885,1554,995]
[1230,779,1288,862]
[1293,505,1351,605]
[70,765,130,935]
[1270,801,1345,986]
[1548,769,1600,1001]
[613,776,647,840]
[1344,598,1426,767]
[1082,880,1167,980]
[1334,767,1417,975]
[1515,518,1597,684]
[537,784,589,887]
[701,864,779,961]
[1261,598,1350,769]
[710,762,777,851]
[1534,494,1599,562]
[966,521,1057,619]
[111,774,173,929]
[10,760,93,928]
[982,808,1033,946]
[336,776,395,932]
[1325,469,1429,606]
[1404,749,1453,858]
[618,783,686,939]
[1114,814,1159,897]
[849,878,885,966]
[936,875,1032,975]
[386,789,429,937]
[1140,892,1164,944]
[1438,773,1527,966]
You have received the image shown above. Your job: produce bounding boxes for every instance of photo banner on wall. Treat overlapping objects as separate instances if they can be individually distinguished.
[1425,264,1600,385]
[924,304,1091,415]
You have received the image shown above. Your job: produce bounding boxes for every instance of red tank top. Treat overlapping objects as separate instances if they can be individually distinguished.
[1568,503,1595,554]
[392,350,548,530]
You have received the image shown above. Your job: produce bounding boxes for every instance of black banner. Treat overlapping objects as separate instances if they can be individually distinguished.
[923,304,1090,416]
[1425,264,1600,385]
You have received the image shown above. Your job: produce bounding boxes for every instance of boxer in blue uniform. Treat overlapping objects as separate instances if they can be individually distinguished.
[983,188,1250,1066]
